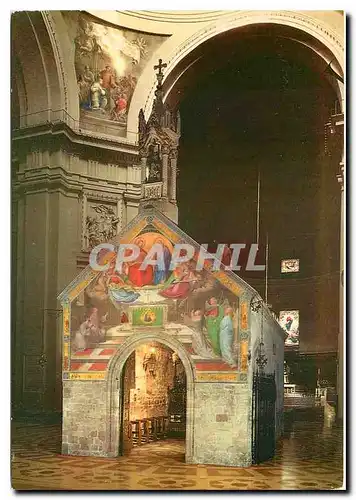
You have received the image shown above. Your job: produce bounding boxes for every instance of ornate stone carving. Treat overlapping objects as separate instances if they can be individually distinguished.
[138,60,181,218]
[143,182,162,200]
[146,141,162,183]
[85,203,120,249]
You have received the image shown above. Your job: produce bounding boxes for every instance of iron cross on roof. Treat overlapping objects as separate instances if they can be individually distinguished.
[154,59,167,77]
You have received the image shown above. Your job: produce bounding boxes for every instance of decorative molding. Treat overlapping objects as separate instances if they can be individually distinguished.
[13,117,139,160]
[42,11,69,112]
[143,182,163,199]
[117,10,228,23]
[195,372,238,382]
[63,372,106,380]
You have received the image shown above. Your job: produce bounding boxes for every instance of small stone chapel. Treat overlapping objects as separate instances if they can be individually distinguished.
[58,63,284,467]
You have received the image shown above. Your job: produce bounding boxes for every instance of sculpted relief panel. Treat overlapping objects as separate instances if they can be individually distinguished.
[62,12,168,129]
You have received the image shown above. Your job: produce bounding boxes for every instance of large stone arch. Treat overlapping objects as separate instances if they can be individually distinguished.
[106,331,196,461]
[11,11,79,128]
[127,10,344,138]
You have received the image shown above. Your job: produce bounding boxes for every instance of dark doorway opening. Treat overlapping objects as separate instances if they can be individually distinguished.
[120,342,187,456]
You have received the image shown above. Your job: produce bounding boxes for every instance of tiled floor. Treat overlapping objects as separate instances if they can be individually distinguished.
[11,409,344,491]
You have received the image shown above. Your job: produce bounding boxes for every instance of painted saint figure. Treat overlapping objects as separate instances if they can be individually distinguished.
[219,307,237,367]
[188,309,218,359]
[91,78,107,110]
[72,307,106,352]
[153,238,171,285]
[126,238,154,287]
[159,263,198,299]
[204,297,224,355]
[111,93,127,122]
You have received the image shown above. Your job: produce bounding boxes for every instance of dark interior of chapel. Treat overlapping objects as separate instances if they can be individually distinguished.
[168,26,341,383]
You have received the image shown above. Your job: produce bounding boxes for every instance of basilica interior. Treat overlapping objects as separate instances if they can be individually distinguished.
[11,10,345,491]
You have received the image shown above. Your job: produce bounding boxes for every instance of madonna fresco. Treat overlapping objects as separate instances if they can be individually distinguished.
[70,229,240,368]
[63,12,167,125]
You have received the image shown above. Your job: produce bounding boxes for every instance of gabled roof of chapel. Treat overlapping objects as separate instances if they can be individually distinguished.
[58,206,264,308]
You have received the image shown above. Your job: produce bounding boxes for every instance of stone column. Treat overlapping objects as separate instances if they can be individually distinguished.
[140,155,147,197]
[169,149,178,202]
[162,146,169,198]
[117,195,124,235]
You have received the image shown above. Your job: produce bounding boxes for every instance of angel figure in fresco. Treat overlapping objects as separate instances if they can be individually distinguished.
[86,260,140,306]
[106,260,140,305]
[153,237,172,285]
[204,297,225,356]
[86,273,110,302]
[126,238,154,287]
[219,307,238,367]
[72,307,107,352]
[159,262,199,300]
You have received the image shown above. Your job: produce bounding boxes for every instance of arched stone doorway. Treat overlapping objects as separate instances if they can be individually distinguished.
[106,331,195,462]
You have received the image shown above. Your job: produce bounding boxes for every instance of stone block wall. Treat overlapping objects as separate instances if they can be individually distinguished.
[62,381,108,456]
[191,382,251,467]
[129,343,176,420]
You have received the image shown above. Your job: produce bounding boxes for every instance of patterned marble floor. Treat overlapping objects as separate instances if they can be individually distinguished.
[11,409,344,491]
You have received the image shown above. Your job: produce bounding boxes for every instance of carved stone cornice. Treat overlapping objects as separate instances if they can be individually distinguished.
[12,119,139,162]
[82,189,123,203]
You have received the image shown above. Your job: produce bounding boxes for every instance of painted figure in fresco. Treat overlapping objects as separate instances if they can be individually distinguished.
[86,260,140,306]
[126,238,154,287]
[91,78,107,110]
[106,260,140,304]
[83,65,95,85]
[219,307,237,367]
[159,263,198,300]
[100,65,117,110]
[111,93,127,122]
[204,297,224,356]
[77,75,87,107]
[120,311,129,323]
[78,65,95,109]
[86,273,109,302]
[284,316,293,331]
[73,307,106,351]
[187,309,218,359]
[100,65,117,91]
[153,237,171,285]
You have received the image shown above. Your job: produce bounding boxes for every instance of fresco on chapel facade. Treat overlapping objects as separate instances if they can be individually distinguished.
[63,12,167,126]
[61,215,252,381]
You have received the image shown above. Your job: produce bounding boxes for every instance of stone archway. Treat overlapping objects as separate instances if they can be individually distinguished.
[11,11,79,128]
[106,331,196,461]
[127,10,344,137]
